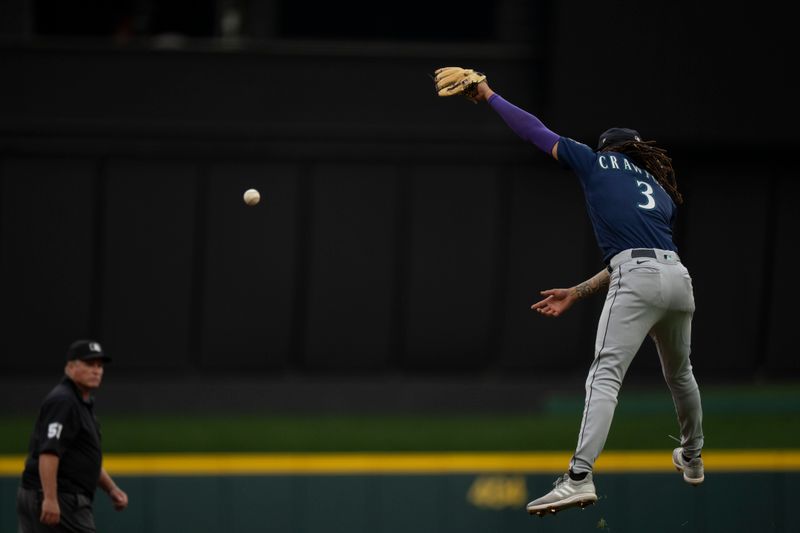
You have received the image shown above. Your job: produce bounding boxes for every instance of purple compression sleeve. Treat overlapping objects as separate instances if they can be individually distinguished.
[488,93,559,154]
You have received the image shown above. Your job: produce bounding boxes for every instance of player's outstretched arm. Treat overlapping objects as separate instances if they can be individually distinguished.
[433,68,559,159]
[473,81,560,159]
[531,269,610,317]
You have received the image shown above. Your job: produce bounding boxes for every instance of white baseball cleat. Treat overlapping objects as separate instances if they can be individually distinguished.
[672,447,704,485]
[526,472,597,517]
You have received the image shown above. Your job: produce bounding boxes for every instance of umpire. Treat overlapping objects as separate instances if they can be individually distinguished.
[17,340,128,533]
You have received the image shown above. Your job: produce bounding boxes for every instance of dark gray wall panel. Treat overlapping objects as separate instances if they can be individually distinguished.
[679,164,769,376]
[499,165,600,373]
[101,161,196,370]
[200,163,299,371]
[765,172,799,373]
[0,46,536,146]
[0,38,797,380]
[0,158,95,370]
[549,2,796,146]
[403,165,499,370]
[302,165,399,371]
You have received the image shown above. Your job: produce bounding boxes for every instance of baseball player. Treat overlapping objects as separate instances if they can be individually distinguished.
[433,68,705,515]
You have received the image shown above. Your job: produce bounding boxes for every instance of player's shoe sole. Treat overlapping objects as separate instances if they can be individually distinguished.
[526,472,598,517]
[527,493,598,517]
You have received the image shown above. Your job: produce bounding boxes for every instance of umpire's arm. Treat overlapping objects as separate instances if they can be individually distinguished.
[98,468,129,511]
[39,453,61,525]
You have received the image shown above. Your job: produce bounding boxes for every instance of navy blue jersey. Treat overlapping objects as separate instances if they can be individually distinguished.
[557,137,677,264]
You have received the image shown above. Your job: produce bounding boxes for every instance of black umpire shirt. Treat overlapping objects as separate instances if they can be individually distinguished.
[21,377,103,500]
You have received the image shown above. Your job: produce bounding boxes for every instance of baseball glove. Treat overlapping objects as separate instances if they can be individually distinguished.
[433,67,487,100]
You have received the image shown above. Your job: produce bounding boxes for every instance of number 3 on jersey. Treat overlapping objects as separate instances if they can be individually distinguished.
[636,180,656,210]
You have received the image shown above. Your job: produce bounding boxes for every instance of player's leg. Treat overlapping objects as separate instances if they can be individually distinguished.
[568,267,662,475]
[527,265,662,515]
[651,263,704,484]
[651,313,703,454]
[651,310,704,484]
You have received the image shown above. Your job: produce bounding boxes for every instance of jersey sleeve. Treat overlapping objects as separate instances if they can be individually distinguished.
[556,137,597,182]
[37,397,79,457]
[487,94,560,154]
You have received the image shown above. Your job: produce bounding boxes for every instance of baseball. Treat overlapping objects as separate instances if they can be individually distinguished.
[243,188,260,206]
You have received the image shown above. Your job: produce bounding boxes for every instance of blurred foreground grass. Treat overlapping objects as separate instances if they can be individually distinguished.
[1,384,797,453]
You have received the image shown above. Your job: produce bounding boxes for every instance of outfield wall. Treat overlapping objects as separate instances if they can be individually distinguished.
[1,452,798,533]
[1,472,795,533]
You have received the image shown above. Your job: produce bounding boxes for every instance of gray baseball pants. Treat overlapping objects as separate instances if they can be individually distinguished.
[569,248,704,474]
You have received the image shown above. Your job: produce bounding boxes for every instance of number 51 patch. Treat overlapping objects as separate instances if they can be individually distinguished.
[47,422,63,439]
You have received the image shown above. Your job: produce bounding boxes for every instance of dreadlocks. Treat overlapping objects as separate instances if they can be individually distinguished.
[601,140,683,205]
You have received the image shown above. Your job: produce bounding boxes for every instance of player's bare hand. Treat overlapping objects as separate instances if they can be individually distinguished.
[40,496,60,525]
[531,288,576,317]
[109,487,129,511]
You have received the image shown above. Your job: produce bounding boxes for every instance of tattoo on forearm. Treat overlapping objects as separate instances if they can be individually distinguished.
[574,272,610,299]
[575,282,592,299]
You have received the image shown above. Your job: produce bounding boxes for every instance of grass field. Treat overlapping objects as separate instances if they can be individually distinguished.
[1,384,797,453]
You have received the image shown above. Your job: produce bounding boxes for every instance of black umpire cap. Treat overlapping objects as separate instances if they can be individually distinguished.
[597,127,642,151]
[66,340,112,362]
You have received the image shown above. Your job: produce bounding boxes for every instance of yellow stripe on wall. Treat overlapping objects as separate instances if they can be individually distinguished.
[2,450,800,476]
